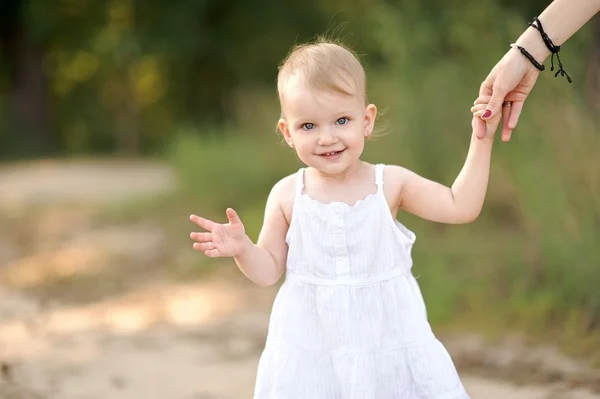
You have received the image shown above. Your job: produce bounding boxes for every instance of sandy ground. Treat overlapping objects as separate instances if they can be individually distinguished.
[0,158,599,399]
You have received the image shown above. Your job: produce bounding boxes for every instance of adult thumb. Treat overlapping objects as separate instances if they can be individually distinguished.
[226,208,242,225]
[482,86,508,121]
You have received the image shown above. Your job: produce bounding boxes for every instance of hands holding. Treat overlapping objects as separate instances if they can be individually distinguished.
[471,99,503,138]
[473,46,541,141]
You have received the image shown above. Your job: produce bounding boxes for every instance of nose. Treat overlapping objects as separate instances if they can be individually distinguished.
[317,128,337,146]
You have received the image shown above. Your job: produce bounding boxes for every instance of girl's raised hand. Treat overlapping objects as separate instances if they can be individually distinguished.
[189,208,249,258]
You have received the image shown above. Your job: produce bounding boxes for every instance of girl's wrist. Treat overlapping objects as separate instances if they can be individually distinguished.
[234,234,254,259]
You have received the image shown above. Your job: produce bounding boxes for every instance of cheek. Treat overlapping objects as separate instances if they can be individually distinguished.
[289,134,312,152]
[296,144,314,158]
[292,142,316,164]
[351,139,365,154]
[345,129,366,149]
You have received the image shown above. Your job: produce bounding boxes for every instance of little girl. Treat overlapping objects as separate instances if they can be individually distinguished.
[190,39,501,398]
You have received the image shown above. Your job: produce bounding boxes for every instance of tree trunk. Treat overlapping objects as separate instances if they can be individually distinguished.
[0,0,55,158]
[8,29,54,156]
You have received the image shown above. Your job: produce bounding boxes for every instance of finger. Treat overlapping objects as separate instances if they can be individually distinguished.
[190,232,211,242]
[482,84,509,121]
[479,79,493,98]
[190,214,216,231]
[474,117,486,139]
[501,103,512,141]
[507,101,524,130]
[473,95,491,105]
[204,248,221,258]
[226,208,242,225]
[471,103,487,114]
[193,242,215,251]
[473,109,487,118]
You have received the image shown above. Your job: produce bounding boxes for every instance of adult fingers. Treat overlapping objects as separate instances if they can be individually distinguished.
[482,83,510,122]
[507,100,524,130]
[501,101,512,142]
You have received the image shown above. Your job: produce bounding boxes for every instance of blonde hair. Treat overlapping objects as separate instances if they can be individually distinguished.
[277,37,367,106]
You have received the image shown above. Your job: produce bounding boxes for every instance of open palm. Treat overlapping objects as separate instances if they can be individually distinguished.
[189,208,248,258]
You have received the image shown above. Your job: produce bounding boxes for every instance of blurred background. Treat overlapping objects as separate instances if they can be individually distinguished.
[0,0,599,398]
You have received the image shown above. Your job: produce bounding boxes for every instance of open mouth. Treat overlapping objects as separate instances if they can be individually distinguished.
[319,149,345,156]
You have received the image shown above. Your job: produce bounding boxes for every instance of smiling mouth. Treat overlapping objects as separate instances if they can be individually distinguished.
[319,149,345,156]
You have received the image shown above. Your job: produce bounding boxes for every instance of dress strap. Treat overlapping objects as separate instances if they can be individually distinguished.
[295,168,305,196]
[375,164,385,192]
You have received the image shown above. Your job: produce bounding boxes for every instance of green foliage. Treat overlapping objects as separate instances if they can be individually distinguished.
[165,126,299,214]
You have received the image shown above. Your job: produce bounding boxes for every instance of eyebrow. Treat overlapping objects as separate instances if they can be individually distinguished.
[294,110,354,120]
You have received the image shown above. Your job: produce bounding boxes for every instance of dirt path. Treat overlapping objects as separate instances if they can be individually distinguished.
[0,158,598,399]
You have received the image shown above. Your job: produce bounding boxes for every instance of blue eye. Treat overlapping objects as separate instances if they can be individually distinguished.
[336,117,349,125]
[302,123,315,130]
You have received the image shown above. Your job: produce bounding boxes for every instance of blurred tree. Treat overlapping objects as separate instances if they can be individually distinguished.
[0,0,595,158]
[134,0,332,126]
[501,0,553,21]
[0,0,334,156]
[0,0,55,157]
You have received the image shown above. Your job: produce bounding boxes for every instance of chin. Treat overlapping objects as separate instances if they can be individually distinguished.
[315,160,358,175]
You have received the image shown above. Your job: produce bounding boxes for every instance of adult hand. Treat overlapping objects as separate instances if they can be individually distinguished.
[475,47,541,142]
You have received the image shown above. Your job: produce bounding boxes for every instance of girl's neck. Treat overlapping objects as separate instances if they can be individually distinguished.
[307,160,368,183]
[302,161,377,205]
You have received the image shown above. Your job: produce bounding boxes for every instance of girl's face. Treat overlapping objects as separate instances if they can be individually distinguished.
[278,76,377,177]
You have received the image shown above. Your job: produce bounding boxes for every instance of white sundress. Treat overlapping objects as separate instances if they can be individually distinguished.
[253,164,470,399]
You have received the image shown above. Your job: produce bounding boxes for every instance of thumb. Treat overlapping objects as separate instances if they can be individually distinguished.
[482,85,508,121]
[226,208,242,225]
[474,117,486,140]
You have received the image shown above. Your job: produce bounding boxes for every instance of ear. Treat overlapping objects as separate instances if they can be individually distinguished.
[278,118,294,148]
[364,104,377,138]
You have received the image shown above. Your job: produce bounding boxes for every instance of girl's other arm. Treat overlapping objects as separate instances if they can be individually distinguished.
[190,177,292,287]
[234,178,291,286]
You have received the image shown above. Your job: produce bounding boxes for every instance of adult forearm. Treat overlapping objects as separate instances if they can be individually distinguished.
[516,0,600,62]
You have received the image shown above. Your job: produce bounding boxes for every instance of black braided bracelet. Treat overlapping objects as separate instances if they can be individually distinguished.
[529,16,572,83]
[510,43,545,71]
